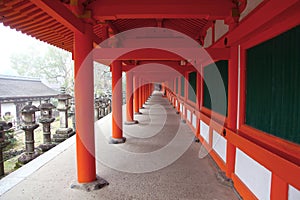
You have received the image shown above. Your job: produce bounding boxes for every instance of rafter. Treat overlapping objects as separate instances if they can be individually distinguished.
[30,0,85,33]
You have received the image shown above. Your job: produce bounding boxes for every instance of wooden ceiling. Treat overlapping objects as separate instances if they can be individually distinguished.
[0,0,240,53]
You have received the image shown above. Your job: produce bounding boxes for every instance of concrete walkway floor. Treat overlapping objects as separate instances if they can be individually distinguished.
[0,91,239,200]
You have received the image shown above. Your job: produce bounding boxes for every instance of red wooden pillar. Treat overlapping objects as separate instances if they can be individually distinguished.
[125,71,138,124]
[226,46,238,178]
[144,83,147,104]
[144,83,147,103]
[134,76,142,114]
[148,84,150,97]
[147,83,150,101]
[196,69,202,138]
[176,77,180,114]
[139,78,144,109]
[142,81,146,108]
[146,83,149,99]
[196,66,203,111]
[142,83,145,105]
[184,71,188,102]
[74,24,96,183]
[110,61,126,144]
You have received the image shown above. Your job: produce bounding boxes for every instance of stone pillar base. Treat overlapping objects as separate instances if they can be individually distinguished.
[38,143,56,152]
[53,128,75,143]
[71,176,109,192]
[124,120,139,125]
[176,111,180,114]
[109,137,126,144]
[194,137,200,143]
[181,119,186,123]
[135,112,143,115]
[17,150,40,165]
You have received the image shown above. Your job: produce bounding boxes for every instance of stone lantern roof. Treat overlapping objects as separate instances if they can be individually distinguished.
[0,121,13,130]
[21,102,39,113]
[38,99,56,110]
[56,87,72,101]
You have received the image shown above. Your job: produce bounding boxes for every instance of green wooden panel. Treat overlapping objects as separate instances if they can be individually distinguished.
[203,60,228,116]
[176,77,178,94]
[246,25,300,144]
[181,76,185,97]
[188,72,197,102]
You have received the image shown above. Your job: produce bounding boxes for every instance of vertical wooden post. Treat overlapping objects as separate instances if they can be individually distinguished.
[270,174,288,200]
[226,46,238,178]
[125,71,138,124]
[184,72,188,102]
[196,70,202,138]
[139,78,144,109]
[134,76,141,114]
[110,61,125,144]
[176,77,181,114]
[74,24,96,183]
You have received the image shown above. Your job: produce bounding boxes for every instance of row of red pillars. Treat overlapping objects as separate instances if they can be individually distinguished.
[73,25,154,183]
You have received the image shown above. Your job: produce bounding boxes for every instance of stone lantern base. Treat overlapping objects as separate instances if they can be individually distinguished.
[38,143,56,152]
[53,128,75,143]
[0,141,10,176]
[17,150,40,165]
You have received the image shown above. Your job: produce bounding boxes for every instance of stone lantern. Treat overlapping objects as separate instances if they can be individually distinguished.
[99,96,106,119]
[0,121,12,176]
[38,99,56,152]
[53,87,74,143]
[18,102,40,164]
[103,96,112,116]
[94,97,101,120]
[69,98,76,130]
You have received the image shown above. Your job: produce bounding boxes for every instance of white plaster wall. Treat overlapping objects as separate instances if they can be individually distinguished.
[33,101,41,119]
[1,103,16,120]
[180,104,183,113]
[175,100,178,107]
[32,101,40,107]
[289,185,300,200]
[235,149,271,200]
[204,27,212,48]
[192,114,197,129]
[212,130,227,162]
[200,120,209,144]
[187,110,191,122]
[214,20,229,42]
[240,0,264,21]
[182,106,185,116]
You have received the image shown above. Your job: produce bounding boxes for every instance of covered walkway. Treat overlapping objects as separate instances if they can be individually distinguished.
[0,91,239,199]
[0,1,299,199]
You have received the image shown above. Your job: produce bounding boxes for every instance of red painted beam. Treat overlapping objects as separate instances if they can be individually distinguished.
[88,0,231,20]
[122,62,195,74]
[93,48,230,63]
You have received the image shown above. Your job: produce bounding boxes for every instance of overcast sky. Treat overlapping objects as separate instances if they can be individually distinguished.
[0,23,49,76]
